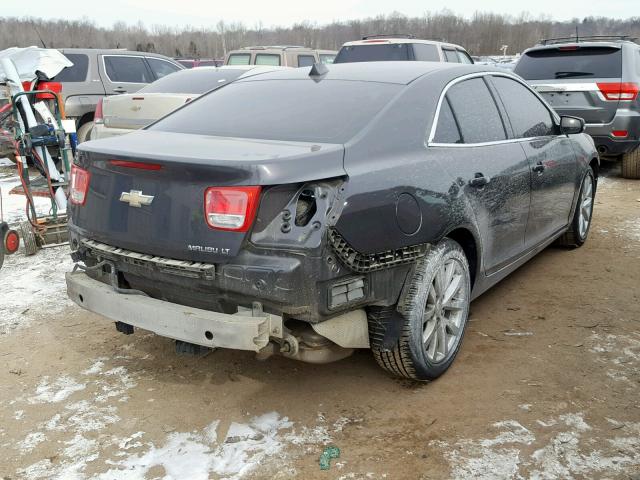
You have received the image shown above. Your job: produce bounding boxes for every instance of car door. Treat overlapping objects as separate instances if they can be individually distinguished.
[99,54,155,95]
[489,75,578,248]
[429,76,531,274]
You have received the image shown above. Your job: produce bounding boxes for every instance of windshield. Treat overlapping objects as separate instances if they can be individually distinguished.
[334,44,411,63]
[148,79,401,143]
[139,69,246,94]
[515,46,622,80]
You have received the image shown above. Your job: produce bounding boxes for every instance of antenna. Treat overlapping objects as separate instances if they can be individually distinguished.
[33,25,47,48]
[575,25,579,43]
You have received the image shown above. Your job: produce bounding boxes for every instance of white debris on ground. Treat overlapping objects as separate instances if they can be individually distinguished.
[0,164,74,335]
[10,358,349,480]
[431,413,640,480]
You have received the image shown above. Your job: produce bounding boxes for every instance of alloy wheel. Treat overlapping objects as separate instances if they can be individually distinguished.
[422,258,468,363]
[578,174,594,239]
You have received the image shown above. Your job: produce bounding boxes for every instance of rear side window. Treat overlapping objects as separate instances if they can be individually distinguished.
[492,76,555,138]
[104,56,153,83]
[297,55,316,67]
[147,58,181,79]
[433,98,462,143]
[149,79,401,143]
[334,44,411,63]
[139,68,245,94]
[228,54,251,65]
[443,49,460,63]
[255,54,281,66]
[515,47,622,80]
[52,53,88,82]
[413,44,440,61]
[446,77,506,143]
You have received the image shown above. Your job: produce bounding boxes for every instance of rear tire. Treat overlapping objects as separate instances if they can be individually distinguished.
[76,121,94,144]
[369,238,471,381]
[556,168,595,248]
[621,148,640,179]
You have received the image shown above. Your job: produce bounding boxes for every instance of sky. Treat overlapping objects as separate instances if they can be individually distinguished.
[2,0,638,28]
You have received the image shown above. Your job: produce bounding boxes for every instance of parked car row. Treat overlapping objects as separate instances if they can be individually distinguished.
[65,37,599,381]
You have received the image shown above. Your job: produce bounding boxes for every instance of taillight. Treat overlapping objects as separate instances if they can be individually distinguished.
[597,82,639,101]
[94,98,104,124]
[70,164,91,205]
[204,186,261,232]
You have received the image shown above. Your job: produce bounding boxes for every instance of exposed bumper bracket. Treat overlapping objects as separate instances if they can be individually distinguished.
[66,271,283,352]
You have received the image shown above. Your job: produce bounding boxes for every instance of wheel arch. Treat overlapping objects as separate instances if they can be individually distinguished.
[444,227,480,289]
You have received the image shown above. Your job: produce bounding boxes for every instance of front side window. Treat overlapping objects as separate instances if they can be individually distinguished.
[147,58,181,79]
[492,76,555,138]
[104,56,152,83]
[433,98,462,143]
[297,55,316,67]
[228,53,251,65]
[445,77,506,143]
[443,49,460,63]
[255,54,281,66]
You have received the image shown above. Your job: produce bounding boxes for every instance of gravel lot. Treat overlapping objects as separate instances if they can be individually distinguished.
[0,162,639,480]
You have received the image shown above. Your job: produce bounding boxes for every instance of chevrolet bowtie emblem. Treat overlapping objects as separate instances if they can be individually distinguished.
[120,190,154,208]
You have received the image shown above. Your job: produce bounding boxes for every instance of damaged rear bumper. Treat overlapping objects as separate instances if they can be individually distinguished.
[66,271,283,352]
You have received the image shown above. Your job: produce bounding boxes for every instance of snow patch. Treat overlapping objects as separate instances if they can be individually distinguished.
[28,375,86,404]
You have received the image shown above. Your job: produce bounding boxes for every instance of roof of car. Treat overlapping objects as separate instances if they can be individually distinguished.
[236,61,490,85]
[58,48,178,59]
[342,38,465,50]
[524,41,636,53]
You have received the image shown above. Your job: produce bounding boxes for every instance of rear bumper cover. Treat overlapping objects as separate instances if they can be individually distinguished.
[585,110,640,156]
[66,271,283,351]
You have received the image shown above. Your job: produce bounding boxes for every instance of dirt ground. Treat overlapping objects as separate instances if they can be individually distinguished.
[0,162,639,480]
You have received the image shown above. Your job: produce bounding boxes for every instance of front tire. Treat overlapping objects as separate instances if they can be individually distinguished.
[621,148,640,179]
[369,238,471,381]
[557,168,595,248]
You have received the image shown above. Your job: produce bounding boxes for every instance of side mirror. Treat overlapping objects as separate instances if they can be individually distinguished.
[560,116,585,135]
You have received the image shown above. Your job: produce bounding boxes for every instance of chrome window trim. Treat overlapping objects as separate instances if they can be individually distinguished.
[426,71,561,148]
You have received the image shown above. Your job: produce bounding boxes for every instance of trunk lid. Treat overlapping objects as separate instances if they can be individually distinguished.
[73,130,345,262]
[102,93,193,130]
[515,45,623,124]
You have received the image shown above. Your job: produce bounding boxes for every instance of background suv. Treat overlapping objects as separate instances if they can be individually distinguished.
[333,35,474,64]
[515,36,640,178]
[52,48,183,142]
[224,46,337,67]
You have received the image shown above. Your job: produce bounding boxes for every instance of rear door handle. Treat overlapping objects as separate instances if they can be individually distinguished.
[532,162,545,174]
[469,173,488,188]
[113,86,127,94]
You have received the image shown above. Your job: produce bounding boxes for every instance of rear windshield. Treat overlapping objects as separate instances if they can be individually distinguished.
[148,79,401,143]
[139,69,245,94]
[334,44,411,63]
[515,46,622,80]
[52,53,89,82]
